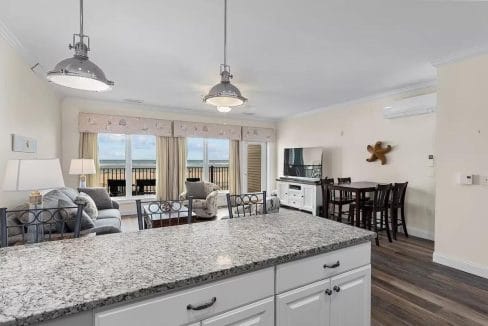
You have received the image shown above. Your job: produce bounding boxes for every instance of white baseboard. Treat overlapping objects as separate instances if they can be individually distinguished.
[399,226,434,241]
[433,252,488,279]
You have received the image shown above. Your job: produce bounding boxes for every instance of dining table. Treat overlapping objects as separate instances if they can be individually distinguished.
[326,181,379,226]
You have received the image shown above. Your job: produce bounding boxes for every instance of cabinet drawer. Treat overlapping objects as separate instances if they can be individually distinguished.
[95,268,274,326]
[276,243,370,293]
[202,297,274,326]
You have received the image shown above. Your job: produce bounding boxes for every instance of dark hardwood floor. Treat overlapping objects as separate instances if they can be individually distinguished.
[372,235,488,326]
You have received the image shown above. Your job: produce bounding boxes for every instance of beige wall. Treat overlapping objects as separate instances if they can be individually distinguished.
[278,92,436,239]
[0,35,61,207]
[61,97,277,192]
[434,54,488,278]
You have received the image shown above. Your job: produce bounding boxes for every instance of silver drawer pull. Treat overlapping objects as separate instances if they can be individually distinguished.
[186,297,217,311]
[323,261,340,269]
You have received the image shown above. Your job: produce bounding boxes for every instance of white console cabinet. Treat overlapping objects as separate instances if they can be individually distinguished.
[277,179,322,215]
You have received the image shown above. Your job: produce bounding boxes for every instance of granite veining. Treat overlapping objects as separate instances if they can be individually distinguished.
[0,210,375,325]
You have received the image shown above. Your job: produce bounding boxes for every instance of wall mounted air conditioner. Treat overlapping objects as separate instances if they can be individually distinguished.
[383,93,436,119]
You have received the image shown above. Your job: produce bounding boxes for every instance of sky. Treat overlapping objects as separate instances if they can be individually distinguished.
[98,134,229,161]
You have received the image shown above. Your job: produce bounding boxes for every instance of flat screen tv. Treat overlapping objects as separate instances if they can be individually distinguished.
[283,147,323,179]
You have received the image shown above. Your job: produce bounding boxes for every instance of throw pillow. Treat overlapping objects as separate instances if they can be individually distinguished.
[58,199,95,232]
[75,192,99,220]
[38,190,75,232]
[185,181,207,199]
[78,187,113,210]
[58,187,80,202]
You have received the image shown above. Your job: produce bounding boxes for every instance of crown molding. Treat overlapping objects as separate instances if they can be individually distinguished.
[0,17,46,77]
[284,79,437,121]
[431,44,488,67]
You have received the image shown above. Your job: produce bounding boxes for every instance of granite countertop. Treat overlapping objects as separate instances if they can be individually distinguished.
[0,210,375,326]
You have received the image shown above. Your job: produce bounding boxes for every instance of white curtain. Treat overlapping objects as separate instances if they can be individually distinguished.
[156,137,187,200]
[79,132,100,187]
[229,140,241,194]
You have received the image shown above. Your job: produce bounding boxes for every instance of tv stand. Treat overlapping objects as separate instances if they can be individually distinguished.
[276,178,322,216]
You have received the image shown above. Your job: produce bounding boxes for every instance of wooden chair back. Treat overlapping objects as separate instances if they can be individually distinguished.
[372,184,392,212]
[391,182,408,207]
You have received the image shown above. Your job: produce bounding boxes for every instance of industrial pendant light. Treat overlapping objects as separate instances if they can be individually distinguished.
[203,0,247,112]
[47,0,114,92]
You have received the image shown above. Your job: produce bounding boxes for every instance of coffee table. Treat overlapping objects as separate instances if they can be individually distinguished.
[142,204,196,229]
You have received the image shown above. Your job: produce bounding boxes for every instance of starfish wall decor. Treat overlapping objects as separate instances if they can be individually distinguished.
[366,141,392,165]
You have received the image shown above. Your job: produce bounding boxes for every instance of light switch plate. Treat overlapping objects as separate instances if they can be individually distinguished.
[481,176,488,186]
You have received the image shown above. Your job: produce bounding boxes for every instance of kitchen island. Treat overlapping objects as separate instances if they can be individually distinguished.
[0,210,375,326]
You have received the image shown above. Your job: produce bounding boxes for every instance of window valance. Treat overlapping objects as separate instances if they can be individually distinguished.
[173,120,242,140]
[242,127,276,142]
[78,113,172,136]
[78,113,275,142]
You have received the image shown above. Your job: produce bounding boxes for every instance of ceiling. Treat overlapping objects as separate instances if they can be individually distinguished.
[1,0,488,120]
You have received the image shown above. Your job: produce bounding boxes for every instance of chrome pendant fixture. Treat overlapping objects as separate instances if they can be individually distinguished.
[47,0,114,92]
[204,0,247,112]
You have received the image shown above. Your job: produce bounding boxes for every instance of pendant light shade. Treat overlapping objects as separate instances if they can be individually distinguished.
[47,0,113,92]
[204,69,247,107]
[204,0,246,111]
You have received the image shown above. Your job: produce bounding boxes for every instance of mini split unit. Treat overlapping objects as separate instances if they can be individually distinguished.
[383,93,437,119]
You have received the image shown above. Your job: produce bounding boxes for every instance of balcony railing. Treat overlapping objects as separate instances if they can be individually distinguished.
[100,165,229,197]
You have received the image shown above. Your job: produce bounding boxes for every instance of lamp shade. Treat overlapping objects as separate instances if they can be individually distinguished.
[69,159,96,175]
[2,159,65,191]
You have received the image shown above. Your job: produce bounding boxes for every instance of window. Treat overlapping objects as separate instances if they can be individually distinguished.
[187,138,229,190]
[98,133,156,197]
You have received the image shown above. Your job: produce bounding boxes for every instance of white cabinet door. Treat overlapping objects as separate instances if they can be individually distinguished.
[302,185,315,213]
[276,279,331,326]
[330,265,371,326]
[202,297,274,326]
[277,182,288,205]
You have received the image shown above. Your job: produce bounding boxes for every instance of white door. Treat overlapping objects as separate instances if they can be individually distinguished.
[330,266,371,326]
[276,279,331,326]
[202,297,274,326]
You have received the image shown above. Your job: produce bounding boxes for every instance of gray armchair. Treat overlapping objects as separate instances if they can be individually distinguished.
[180,181,220,219]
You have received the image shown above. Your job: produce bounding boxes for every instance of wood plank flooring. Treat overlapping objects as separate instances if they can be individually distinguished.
[372,235,488,326]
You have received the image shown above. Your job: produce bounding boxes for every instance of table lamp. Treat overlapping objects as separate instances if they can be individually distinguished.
[2,159,65,206]
[69,159,96,188]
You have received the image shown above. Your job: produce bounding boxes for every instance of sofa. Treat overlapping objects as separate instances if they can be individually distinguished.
[180,181,219,219]
[45,187,122,235]
[3,187,121,246]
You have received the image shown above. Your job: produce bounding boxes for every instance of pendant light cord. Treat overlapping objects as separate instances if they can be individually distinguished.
[223,0,227,67]
[80,0,85,37]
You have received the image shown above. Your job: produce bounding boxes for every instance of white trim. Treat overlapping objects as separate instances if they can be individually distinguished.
[431,44,488,67]
[0,18,46,76]
[433,252,488,279]
[284,80,437,120]
[398,226,434,241]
